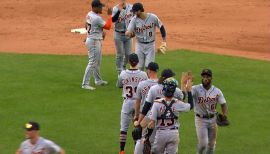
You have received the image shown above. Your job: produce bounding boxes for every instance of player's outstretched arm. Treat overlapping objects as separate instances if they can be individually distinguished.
[125,31,134,38]
[103,8,113,30]
[186,79,194,110]
[112,4,123,22]
[138,101,152,124]
[126,16,136,38]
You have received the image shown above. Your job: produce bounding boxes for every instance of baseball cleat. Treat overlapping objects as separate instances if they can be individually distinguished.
[95,80,108,86]
[81,85,96,90]
[119,151,125,154]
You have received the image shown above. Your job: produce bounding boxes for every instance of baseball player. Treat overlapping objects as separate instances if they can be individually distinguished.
[146,77,193,154]
[192,69,228,154]
[134,62,159,121]
[82,0,113,90]
[137,69,184,125]
[117,53,148,154]
[132,62,159,154]
[125,3,167,70]
[133,69,184,154]
[16,121,65,154]
[112,0,133,75]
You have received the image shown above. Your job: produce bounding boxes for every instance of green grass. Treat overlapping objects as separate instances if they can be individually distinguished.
[0,50,269,154]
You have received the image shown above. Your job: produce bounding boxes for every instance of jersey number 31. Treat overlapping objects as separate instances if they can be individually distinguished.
[126,86,137,98]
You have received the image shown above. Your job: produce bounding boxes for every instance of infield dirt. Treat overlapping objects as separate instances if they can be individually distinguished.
[0,0,269,60]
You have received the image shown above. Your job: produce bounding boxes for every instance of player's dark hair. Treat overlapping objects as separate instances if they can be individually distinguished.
[158,76,166,84]
[129,61,138,67]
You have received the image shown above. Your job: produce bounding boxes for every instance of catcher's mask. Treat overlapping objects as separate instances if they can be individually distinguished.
[163,77,178,97]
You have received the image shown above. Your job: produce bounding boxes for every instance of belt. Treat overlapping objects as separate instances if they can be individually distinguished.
[196,113,215,119]
[123,97,135,100]
[158,127,178,130]
[115,30,126,34]
[139,40,155,44]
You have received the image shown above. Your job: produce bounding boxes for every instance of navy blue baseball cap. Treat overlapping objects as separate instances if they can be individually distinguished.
[131,3,144,12]
[92,0,105,8]
[147,62,159,72]
[24,121,40,131]
[201,69,212,77]
[161,69,175,78]
[129,53,139,64]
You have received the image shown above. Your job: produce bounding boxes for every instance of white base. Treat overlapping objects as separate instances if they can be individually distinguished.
[71,28,87,34]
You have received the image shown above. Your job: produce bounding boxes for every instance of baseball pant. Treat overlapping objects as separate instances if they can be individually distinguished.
[134,128,157,154]
[152,129,179,154]
[120,99,136,132]
[114,32,132,74]
[134,114,162,154]
[82,38,103,86]
[195,116,218,154]
[135,41,155,70]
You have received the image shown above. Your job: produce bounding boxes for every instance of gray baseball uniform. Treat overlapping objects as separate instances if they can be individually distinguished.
[134,79,157,154]
[134,84,184,154]
[150,98,191,154]
[192,84,226,154]
[118,69,148,132]
[127,13,163,70]
[135,79,158,111]
[82,11,106,86]
[113,4,133,74]
[146,84,184,103]
[19,137,61,154]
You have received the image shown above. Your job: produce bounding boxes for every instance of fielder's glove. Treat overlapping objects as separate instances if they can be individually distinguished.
[216,113,230,126]
[132,125,142,140]
[143,137,151,154]
[157,42,167,54]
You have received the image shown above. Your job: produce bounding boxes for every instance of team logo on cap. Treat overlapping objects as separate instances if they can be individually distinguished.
[25,123,32,129]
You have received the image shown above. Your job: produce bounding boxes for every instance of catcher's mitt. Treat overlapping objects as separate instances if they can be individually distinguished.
[132,125,142,140]
[216,113,230,126]
[157,42,167,54]
[143,138,151,154]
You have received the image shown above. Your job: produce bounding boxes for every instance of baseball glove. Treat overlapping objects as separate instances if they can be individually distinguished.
[180,71,193,92]
[216,113,230,126]
[157,42,167,54]
[132,125,142,140]
[143,138,151,154]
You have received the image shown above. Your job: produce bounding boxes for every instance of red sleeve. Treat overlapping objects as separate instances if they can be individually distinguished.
[103,16,112,30]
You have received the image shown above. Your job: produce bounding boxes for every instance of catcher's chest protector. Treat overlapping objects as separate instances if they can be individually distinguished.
[157,100,178,120]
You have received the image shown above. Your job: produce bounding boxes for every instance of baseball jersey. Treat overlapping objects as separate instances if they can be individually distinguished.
[86,11,105,40]
[118,69,148,100]
[145,84,184,104]
[135,79,158,111]
[150,98,190,129]
[19,137,61,154]
[112,4,133,32]
[192,84,226,115]
[127,13,163,43]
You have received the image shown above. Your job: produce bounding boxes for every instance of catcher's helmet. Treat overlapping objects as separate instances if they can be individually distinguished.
[163,77,178,97]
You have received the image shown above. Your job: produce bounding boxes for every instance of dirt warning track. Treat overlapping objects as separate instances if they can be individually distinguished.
[0,0,269,61]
